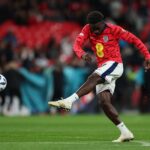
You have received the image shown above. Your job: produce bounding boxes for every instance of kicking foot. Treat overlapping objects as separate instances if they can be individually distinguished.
[48,99,72,110]
[112,131,134,143]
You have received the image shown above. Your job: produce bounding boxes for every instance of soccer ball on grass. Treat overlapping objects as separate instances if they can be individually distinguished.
[0,74,7,91]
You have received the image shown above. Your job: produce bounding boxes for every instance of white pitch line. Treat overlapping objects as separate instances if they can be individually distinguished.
[1,140,150,146]
[133,140,150,146]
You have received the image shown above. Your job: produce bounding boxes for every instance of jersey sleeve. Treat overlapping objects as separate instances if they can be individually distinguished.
[73,25,89,58]
[113,25,150,60]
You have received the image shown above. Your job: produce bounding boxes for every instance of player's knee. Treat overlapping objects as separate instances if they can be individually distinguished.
[100,99,110,108]
[99,91,111,107]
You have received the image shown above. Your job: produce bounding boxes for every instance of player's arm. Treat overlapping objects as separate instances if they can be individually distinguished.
[113,25,150,69]
[73,25,92,63]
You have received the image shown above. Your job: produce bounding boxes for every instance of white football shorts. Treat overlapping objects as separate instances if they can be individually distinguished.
[94,61,123,95]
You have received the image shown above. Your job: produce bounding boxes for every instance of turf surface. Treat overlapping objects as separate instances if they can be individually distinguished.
[0,114,150,150]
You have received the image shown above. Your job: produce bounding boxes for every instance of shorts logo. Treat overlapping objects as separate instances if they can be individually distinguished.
[103,35,108,42]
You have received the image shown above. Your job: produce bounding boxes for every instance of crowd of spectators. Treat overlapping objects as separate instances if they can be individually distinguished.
[0,0,150,116]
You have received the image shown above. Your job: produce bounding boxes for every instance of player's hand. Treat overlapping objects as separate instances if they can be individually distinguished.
[82,53,92,63]
[144,59,150,70]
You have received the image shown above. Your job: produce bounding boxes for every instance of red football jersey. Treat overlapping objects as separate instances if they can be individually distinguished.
[73,23,150,67]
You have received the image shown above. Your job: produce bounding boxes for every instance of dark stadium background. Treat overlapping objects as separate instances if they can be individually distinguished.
[0,0,150,116]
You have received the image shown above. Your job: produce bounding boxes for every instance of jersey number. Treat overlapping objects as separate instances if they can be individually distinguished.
[96,43,104,58]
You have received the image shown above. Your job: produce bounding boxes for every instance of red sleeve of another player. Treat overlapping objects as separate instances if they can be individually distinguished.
[73,25,89,58]
[113,25,150,60]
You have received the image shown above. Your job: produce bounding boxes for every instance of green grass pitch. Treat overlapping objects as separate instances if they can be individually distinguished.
[0,114,150,150]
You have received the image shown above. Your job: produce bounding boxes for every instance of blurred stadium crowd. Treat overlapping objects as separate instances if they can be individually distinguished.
[0,0,150,116]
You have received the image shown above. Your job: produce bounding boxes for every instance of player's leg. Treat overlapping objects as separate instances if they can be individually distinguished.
[48,61,117,109]
[98,90,120,125]
[97,90,134,142]
[76,73,104,97]
[48,73,104,109]
[95,61,134,142]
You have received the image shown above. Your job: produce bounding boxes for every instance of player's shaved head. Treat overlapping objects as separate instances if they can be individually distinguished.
[87,11,104,24]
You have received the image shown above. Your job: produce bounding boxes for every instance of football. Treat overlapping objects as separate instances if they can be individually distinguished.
[0,74,7,91]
